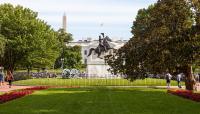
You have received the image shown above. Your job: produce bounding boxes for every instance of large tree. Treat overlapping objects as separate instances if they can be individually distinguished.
[0,4,60,71]
[0,34,5,57]
[54,29,83,70]
[107,0,200,90]
[54,45,83,69]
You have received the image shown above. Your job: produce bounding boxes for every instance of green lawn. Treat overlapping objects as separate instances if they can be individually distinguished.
[13,78,183,86]
[0,87,199,114]
[0,92,3,95]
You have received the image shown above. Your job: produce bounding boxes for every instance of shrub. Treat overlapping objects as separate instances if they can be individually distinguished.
[168,89,200,102]
[0,86,49,103]
[13,72,32,81]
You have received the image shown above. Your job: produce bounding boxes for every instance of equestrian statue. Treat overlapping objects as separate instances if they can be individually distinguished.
[87,33,114,59]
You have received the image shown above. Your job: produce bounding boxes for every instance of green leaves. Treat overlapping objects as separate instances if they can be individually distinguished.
[0,3,60,70]
[0,34,5,57]
[107,0,200,81]
[54,46,83,70]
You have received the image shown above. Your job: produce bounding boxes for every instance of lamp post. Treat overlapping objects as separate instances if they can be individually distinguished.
[61,58,64,70]
[122,53,126,78]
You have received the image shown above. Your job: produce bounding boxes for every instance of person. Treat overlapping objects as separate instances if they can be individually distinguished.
[177,73,183,88]
[195,73,200,83]
[6,70,14,88]
[0,67,4,86]
[165,73,172,89]
[199,73,200,82]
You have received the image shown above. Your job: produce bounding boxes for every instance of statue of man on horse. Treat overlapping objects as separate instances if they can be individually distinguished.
[87,33,113,59]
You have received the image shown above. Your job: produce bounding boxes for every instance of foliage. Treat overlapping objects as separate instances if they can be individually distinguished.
[0,34,6,57]
[107,0,200,90]
[13,72,32,81]
[168,89,200,102]
[0,4,60,70]
[57,28,73,48]
[54,45,83,70]
[0,86,48,104]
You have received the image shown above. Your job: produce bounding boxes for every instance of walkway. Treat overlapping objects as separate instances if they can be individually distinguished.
[0,83,185,93]
[0,83,34,92]
[81,86,185,89]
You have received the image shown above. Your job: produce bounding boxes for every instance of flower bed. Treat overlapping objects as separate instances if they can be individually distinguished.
[0,86,49,104]
[168,89,200,102]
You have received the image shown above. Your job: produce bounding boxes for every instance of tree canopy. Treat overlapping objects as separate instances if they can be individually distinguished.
[106,0,200,90]
[0,4,60,71]
[54,45,83,69]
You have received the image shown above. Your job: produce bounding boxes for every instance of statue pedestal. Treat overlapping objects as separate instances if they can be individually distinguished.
[86,53,113,78]
[87,63,112,78]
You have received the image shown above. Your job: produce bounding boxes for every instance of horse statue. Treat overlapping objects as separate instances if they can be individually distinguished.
[87,33,114,59]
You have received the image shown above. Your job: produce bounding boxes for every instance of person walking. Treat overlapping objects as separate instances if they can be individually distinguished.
[165,73,172,89]
[6,70,14,88]
[199,73,200,82]
[177,73,183,88]
[0,67,4,87]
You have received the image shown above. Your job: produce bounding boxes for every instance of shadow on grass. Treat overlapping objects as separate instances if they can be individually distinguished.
[0,87,199,114]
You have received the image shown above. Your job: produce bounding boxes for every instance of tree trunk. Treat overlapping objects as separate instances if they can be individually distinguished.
[27,68,30,76]
[184,65,195,90]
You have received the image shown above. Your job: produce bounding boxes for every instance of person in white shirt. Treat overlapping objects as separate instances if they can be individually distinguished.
[177,73,183,88]
[165,73,172,88]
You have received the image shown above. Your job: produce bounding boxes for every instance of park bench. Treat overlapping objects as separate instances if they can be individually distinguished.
[195,83,200,91]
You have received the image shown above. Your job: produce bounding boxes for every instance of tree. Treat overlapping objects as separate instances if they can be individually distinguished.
[0,34,5,57]
[107,0,200,90]
[56,28,73,61]
[57,29,73,46]
[54,28,83,70]
[54,45,83,70]
[0,4,60,72]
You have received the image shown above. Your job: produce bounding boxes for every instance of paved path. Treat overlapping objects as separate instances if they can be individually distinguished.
[0,83,34,93]
[0,83,185,93]
[81,86,185,89]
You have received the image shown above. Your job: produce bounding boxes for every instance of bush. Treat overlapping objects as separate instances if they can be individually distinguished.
[0,86,49,103]
[13,72,32,81]
[168,89,200,102]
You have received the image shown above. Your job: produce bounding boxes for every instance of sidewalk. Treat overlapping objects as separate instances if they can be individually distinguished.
[81,86,185,89]
[0,84,185,93]
[0,83,34,93]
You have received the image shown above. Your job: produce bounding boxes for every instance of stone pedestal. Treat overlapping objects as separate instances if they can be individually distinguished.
[86,52,112,78]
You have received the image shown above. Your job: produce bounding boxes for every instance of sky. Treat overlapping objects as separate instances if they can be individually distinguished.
[0,0,157,41]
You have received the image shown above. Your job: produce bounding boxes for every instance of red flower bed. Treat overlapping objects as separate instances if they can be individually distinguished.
[168,89,200,102]
[0,86,49,104]
[24,86,49,91]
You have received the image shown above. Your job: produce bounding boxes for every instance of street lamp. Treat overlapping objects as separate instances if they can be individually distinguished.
[122,53,126,66]
[61,58,64,70]
[121,53,126,78]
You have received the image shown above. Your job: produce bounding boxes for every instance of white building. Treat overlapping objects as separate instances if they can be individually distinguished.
[67,38,127,78]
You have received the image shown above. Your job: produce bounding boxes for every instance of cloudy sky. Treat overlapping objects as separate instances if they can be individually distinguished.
[0,0,157,41]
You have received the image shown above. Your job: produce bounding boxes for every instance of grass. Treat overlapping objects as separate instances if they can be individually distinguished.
[0,87,199,114]
[0,92,3,95]
[13,78,184,86]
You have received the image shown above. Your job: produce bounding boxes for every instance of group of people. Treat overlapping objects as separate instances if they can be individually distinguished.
[165,73,183,89]
[0,67,14,88]
[165,72,200,89]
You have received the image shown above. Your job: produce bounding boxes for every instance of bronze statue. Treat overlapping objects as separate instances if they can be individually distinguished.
[88,33,114,59]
